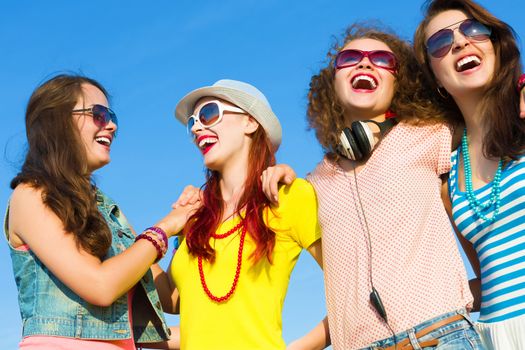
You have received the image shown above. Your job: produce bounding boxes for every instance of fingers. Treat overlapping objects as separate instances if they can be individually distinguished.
[172,185,201,208]
[158,199,202,237]
[261,164,297,204]
[261,168,280,204]
[280,164,297,185]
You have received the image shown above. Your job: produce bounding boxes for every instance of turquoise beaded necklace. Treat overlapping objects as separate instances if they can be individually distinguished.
[461,129,503,222]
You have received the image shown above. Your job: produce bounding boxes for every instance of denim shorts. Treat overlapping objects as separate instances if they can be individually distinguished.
[360,308,484,350]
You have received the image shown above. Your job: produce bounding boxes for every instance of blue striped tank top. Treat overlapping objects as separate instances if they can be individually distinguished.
[449,148,525,323]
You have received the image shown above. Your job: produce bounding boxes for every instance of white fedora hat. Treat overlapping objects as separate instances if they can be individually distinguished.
[175,79,282,149]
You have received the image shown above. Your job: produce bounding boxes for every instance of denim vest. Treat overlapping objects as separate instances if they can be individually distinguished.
[4,189,170,343]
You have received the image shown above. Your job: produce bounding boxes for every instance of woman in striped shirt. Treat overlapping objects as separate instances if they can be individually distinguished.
[414,0,525,348]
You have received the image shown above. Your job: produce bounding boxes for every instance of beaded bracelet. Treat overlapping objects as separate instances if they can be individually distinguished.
[144,229,167,254]
[135,233,164,263]
[145,226,168,249]
[518,73,525,92]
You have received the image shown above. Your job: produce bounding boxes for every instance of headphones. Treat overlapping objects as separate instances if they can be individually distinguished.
[338,118,396,161]
[341,116,398,330]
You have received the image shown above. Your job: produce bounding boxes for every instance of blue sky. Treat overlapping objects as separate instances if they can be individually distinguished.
[1,0,523,348]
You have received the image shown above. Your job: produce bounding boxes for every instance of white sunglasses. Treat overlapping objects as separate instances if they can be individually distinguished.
[187,100,245,134]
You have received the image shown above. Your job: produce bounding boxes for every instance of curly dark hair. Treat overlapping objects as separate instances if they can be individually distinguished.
[414,0,525,160]
[307,22,448,156]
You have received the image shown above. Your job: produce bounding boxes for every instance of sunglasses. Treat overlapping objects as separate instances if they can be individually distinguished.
[72,104,118,130]
[335,49,398,74]
[426,18,492,58]
[187,100,245,134]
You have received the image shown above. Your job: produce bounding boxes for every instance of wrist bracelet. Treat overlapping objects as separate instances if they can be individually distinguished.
[145,226,168,249]
[518,73,525,92]
[144,230,167,253]
[135,233,164,263]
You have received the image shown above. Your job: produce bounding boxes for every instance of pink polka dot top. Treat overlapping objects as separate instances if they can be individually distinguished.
[307,122,473,349]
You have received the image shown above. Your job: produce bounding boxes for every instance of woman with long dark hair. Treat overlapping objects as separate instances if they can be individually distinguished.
[414,0,525,348]
[6,74,190,349]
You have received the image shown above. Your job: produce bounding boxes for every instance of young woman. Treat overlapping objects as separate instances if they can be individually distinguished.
[168,79,324,350]
[261,24,483,349]
[414,0,525,348]
[5,74,191,349]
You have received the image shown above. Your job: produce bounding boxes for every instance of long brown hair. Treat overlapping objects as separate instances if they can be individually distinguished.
[184,125,276,264]
[414,0,525,159]
[11,74,112,259]
[308,22,447,157]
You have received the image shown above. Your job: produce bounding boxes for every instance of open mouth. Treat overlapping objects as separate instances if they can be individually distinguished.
[351,74,378,90]
[456,55,481,72]
[95,136,112,147]
[197,136,218,154]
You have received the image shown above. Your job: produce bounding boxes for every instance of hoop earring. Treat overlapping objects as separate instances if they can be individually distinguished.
[437,86,449,99]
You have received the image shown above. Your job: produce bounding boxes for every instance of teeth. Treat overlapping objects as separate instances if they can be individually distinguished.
[456,55,480,70]
[198,138,217,149]
[352,75,377,89]
[95,136,111,146]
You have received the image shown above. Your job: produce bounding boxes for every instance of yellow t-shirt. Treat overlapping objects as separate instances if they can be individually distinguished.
[170,179,321,350]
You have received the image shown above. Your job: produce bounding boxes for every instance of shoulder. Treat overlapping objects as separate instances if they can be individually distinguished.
[395,120,452,135]
[278,178,316,199]
[9,184,52,238]
[274,178,317,213]
[95,188,116,206]
[307,157,337,182]
[267,179,320,245]
[11,183,45,209]
[393,121,452,149]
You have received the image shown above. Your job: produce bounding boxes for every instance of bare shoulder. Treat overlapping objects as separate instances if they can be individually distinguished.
[10,183,46,212]
[9,183,63,241]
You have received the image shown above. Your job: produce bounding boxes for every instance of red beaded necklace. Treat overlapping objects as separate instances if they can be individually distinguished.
[198,221,246,303]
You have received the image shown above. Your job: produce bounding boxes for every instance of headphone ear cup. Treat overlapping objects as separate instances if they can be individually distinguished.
[352,121,376,159]
[339,127,362,161]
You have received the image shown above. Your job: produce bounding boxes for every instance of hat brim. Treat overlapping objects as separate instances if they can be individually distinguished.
[174,86,282,149]
[175,86,245,125]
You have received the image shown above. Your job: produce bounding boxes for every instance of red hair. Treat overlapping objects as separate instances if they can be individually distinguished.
[184,125,276,264]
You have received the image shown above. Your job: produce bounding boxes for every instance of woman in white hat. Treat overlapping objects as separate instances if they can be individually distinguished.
[164,79,324,350]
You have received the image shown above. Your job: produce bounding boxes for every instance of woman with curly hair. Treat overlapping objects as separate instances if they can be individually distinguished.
[262,23,483,349]
[414,0,525,348]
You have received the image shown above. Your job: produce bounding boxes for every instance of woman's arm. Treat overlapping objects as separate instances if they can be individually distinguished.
[286,240,330,350]
[287,317,330,350]
[9,184,195,307]
[441,177,482,311]
[123,221,180,314]
[307,239,323,268]
[151,259,180,314]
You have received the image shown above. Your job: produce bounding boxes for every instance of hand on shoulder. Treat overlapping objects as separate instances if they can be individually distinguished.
[261,164,297,204]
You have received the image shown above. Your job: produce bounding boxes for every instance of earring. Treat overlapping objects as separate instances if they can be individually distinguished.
[437,86,449,99]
